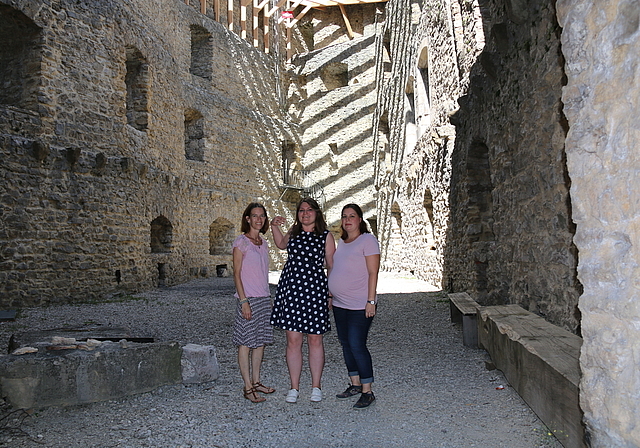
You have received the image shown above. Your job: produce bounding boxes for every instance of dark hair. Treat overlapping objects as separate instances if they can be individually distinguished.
[340,203,370,240]
[290,197,327,238]
[240,202,269,234]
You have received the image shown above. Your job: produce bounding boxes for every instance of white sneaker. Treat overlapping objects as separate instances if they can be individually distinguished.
[310,387,322,402]
[285,389,299,403]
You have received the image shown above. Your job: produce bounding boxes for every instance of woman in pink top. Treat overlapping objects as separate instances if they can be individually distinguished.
[328,203,380,409]
[232,203,275,403]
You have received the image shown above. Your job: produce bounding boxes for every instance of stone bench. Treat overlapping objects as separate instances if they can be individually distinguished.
[448,292,481,347]
[478,305,584,448]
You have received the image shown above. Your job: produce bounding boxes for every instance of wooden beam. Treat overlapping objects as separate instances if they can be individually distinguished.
[338,4,354,39]
[265,0,288,18]
[277,0,303,24]
[214,0,220,21]
[286,6,312,28]
[264,4,270,53]
[200,0,206,14]
[300,0,388,6]
[285,5,311,27]
[228,0,233,31]
[253,0,259,47]
[241,0,248,38]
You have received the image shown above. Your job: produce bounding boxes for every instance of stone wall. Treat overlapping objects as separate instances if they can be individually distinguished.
[287,4,382,229]
[373,0,581,333]
[0,0,295,306]
[557,0,640,446]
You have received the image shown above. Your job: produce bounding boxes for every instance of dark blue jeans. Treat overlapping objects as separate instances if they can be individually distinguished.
[333,306,374,384]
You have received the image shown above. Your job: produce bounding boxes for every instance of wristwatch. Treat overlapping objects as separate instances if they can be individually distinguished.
[367,300,377,305]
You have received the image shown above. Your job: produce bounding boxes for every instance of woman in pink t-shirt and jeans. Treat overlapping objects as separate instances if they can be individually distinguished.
[328,203,380,409]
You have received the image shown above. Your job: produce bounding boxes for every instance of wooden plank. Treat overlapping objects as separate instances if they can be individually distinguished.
[338,4,354,39]
[228,0,234,31]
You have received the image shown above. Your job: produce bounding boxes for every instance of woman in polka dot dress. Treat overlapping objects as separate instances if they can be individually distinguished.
[270,198,336,403]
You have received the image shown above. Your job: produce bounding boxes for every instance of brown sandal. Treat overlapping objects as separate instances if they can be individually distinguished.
[244,387,266,403]
[253,382,275,394]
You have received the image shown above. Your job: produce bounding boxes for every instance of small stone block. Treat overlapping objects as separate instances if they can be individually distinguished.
[181,344,219,384]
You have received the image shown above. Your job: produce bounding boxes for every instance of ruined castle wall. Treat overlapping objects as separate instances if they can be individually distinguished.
[444,0,581,331]
[287,5,381,229]
[374,0,580,332]
[557,0,640,445]
[0,0,295,306]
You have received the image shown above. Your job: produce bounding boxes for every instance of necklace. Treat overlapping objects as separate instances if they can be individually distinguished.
[246,234,262,245]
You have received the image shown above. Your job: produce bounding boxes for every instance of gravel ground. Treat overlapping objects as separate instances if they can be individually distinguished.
[0,273,562,448]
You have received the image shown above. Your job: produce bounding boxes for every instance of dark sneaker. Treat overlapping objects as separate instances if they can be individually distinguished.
[336,384,362,399]
[353,392,375,409]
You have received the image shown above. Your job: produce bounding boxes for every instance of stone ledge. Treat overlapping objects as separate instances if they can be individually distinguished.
[478,305,585,448]
[0,341,183,409]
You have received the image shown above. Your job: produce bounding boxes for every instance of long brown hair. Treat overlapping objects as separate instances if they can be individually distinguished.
[340,203,370,240]
[240,202,269,234]
[290,197,327,238]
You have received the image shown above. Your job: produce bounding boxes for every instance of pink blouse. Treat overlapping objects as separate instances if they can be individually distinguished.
[233,234,270,298]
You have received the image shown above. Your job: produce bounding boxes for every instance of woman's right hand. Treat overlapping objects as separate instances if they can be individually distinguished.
[241,302,252,320]
[271,216,286,227]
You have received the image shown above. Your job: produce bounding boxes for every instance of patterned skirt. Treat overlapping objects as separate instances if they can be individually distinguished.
[232,296,274,348]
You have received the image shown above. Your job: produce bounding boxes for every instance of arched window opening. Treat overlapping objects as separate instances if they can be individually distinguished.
[190,25,212,79]
[282,140,297,185]
[0,5,42,111]
[321,62,348,90]
[405,78,417,153]
[415,44,431,136]
[382,29,392,76]
[151,216,173,253]
[185,109,205,161]
[423,187,434,230]
[209,218,235,255]
[125,46,150,131]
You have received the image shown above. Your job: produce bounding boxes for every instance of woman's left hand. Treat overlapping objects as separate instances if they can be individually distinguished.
[365,302,376,318]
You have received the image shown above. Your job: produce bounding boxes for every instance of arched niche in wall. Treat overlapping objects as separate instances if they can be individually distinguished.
[466,140,494,243]
[0,5,42,111]
[184,109,205,161]
[209,218,235,255]
[466,140,494,300]
[151,216,173,253]
[125,45,150,131]
[190,25,212,79]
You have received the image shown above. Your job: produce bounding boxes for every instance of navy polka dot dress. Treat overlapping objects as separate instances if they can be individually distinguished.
[271,230,331,335]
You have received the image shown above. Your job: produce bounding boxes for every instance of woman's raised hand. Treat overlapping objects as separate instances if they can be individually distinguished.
[271,216,286,227]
